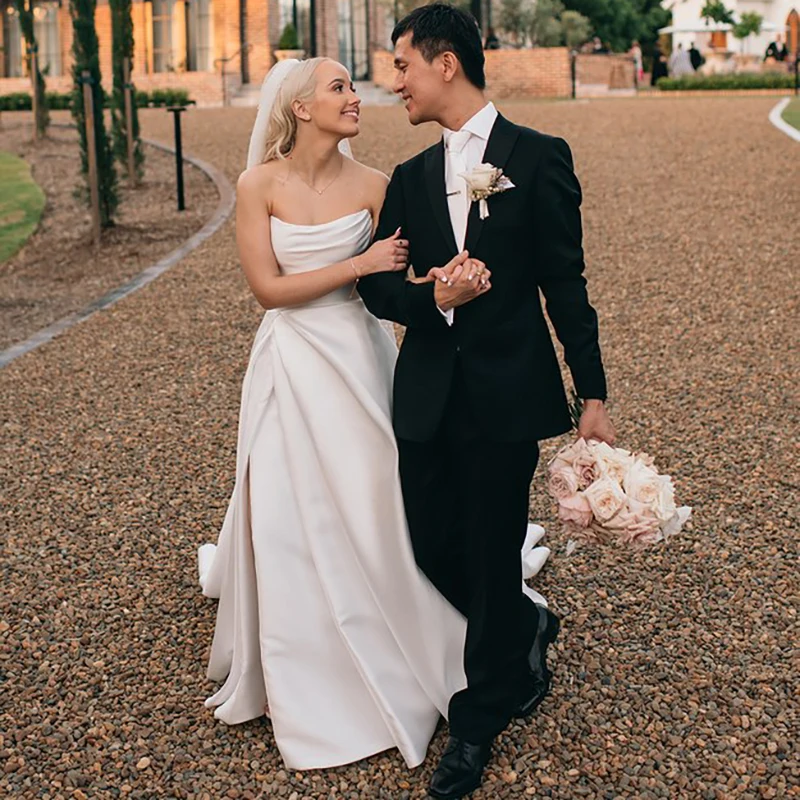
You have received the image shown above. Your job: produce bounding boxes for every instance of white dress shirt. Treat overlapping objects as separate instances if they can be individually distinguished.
[439,102,498,325]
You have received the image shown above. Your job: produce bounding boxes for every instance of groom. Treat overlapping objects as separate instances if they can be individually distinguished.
[358,5,614,798]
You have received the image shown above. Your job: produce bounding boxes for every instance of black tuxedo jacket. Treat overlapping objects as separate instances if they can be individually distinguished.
[358,113,607,443]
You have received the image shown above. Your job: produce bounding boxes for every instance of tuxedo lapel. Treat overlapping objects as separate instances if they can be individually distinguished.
[424,141,458,256]
[464,114,521,256]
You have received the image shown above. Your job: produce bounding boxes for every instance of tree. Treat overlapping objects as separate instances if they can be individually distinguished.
[561,0,669,53]
[700,0,734,25]
[732,12,762,53]
[561,9,592,49]
[530,0,566,47]
[110,0,144,179]
[498,0,534,47]
[70,0,118,227]
[14,0,49,137]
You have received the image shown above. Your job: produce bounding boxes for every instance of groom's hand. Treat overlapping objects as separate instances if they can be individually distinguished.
[433,251,492,311]
[577,399,616,445]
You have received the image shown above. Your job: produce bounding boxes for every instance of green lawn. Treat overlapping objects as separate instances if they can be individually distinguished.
[0,150,46,264]
[781,98,800,132]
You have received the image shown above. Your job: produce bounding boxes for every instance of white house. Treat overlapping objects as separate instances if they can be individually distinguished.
[663,0,799,59]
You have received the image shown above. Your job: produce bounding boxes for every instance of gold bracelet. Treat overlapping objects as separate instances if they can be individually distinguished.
[349,258,360,298]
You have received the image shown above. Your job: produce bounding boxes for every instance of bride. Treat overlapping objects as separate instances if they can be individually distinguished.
[197,56,549,771]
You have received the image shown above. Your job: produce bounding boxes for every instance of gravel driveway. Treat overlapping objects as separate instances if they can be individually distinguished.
[2,98,797,799]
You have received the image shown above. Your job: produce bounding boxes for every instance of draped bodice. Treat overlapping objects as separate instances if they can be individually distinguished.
[270,209,373,308]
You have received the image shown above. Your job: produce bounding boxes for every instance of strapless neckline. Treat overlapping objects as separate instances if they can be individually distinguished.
[270,208,371,230]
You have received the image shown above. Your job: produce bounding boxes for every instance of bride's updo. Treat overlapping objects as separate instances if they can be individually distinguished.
[262,57,330,163]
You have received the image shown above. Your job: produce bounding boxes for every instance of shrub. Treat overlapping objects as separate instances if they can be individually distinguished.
[110,0,144,178]
[657,73,795,91]
[0,92,33,111]
[46,92,73,110]
[147,88,192,107]
[278,23,300,50]
[70,0,118,228]
[0,88,194,112]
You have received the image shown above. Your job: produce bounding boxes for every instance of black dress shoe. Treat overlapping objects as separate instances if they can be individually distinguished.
[516,605,560,718]
[428,736,492,800]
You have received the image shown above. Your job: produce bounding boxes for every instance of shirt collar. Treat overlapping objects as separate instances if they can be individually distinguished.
[443,102,498,145]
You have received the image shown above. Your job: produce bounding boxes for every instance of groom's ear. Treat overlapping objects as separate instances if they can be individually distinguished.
[439,51,460,84]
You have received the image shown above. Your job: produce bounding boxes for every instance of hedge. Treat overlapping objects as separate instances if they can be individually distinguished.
[0,88,194,112]
[657,73,796,91]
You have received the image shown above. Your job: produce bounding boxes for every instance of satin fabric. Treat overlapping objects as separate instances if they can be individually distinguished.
[197,209,550,770]
[199,210,469,770]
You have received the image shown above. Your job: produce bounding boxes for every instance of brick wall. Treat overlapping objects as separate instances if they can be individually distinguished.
[315,0,341,61]
[576,54,635,89]
[371,47,395,90]
[247,0,272,84]
[371,47,572,99]
[0,0,238,104]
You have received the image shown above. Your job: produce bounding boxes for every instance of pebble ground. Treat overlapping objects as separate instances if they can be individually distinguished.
[2,98,797,799]
[0,115,217,350]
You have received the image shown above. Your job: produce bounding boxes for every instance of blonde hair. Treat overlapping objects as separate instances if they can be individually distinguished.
[262,57,330,163]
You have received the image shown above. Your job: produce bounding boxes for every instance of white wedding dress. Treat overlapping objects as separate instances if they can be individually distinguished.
[197,208,550,770]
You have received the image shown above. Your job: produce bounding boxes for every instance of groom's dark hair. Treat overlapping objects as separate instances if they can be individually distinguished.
[392,3,486,91]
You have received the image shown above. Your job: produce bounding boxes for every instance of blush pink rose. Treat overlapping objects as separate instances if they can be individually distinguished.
[549,438,590,471]
[583,477,627,523]
[558,491,593,528]
[607,499,662,548]
[548,467,580,500]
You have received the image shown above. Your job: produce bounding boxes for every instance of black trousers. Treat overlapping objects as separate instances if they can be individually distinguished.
[397,364,540,742]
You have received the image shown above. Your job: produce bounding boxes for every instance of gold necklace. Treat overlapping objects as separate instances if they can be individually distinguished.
[290,156,344,196]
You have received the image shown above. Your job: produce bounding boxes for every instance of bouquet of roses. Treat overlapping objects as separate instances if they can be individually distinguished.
[547,437,691,550]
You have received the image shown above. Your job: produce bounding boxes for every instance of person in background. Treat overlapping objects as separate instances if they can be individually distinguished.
[592,36,609,54]
[630,40,643,83]
[765,35,788,62]
[669,43,695,77]
[651,44,669,86]
[689,42,704,71]
[484,26,500,50]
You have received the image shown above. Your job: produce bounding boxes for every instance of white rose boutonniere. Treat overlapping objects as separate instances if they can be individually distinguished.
[459,163,515,219]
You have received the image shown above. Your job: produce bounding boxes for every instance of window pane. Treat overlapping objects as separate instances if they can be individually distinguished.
[187,0,213,72]
[3,4,23,78]
[153,0,174,73]
[33,2,61,77]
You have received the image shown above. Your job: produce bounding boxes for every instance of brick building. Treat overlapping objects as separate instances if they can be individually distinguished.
[0,0,395,105]
[1,1,573,105]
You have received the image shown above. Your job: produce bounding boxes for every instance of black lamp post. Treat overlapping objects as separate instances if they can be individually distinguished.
[167,106,186,211]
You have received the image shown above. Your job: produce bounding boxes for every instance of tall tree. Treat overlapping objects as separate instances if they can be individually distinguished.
[561,9,593,49]
[110,0,144,178]
[498,0,534,47]
[70,0,118,227]
[530,0,566,46]
[14,0,49,137]
[561,0,669,53]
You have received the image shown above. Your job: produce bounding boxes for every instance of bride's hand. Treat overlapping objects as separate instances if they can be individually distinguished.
[357,228,409,275]
[407,265,448,284]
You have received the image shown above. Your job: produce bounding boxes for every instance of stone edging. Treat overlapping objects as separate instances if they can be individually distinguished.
[640,89,795,99]
[768,98,800,142]
[0,136,236,369]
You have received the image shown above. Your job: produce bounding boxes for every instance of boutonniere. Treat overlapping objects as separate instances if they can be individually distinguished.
[459,163,515,220]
